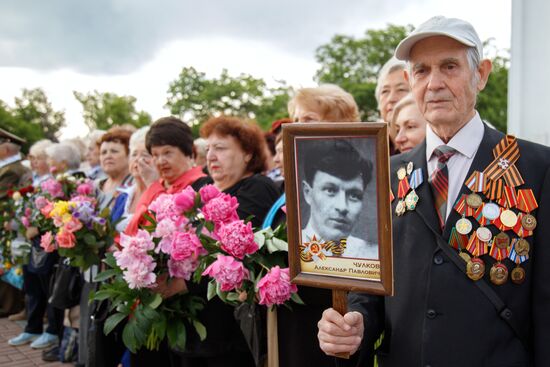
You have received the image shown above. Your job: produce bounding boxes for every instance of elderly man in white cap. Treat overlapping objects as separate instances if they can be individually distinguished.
[317,16,550,367]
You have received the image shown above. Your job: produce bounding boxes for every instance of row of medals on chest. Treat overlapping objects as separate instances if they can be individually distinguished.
[454,192,536,286]
[393,162,536,286]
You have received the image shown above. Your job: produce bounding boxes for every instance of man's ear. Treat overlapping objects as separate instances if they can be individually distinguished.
[403,68,410,84]
[302,180,312,205]
[476,59,493,92]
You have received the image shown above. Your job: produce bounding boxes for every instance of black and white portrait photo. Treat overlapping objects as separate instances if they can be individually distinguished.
[296,137,379,260]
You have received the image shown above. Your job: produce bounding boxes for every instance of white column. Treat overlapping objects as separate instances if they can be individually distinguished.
[508,0,550,145]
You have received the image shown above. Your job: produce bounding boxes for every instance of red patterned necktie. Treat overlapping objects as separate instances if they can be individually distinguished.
[429,145,457,229]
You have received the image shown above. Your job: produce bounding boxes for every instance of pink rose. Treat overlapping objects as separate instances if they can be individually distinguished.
[199,185,221,203]
[174,187,196,212]
[21,216,30,228]
[217,220,258,259]
[171,231,205,261]
[202,254,249,292]
[257,266,298,306]
[64,218,83,233]
[168,258,197,280]
[202,193,239,225]
[76,182,94,196]
[55,231,76,249]
[24,208,32,216]
[40,231,56,252]
[40,202,54,217]
[35,196,49,209]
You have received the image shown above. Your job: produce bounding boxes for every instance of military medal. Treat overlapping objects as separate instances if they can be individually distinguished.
[406,161,414,175]
[395,200,406,216]
[476,226,493,243]
[482,202,500,221]
[510,266,526,284]
[514,238,530,256]
[521,214,537,231]
[490,263,509,285]
[397,167,407,181]
[499,209,518,228]
[466,257,485,281]
[456,217,473,235]
[466,193,483,209]
[448,227,469,251]
[405,168,423,211]
[494,231,510,249]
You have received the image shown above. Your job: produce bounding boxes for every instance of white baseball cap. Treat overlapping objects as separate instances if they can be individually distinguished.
[394,16,483,61]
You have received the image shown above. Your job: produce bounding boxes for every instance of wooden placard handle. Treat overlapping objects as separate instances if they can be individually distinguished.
[332,289,350,359]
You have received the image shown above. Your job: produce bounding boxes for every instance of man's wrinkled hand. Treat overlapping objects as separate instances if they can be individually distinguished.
[318,308,364,356]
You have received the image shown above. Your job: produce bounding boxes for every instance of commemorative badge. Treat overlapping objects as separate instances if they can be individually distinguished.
[466,257,485,281]
[490,262,509,285]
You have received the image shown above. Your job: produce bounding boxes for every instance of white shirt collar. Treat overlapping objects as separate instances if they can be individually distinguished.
[0,153,23,169]
[426,111,484,161]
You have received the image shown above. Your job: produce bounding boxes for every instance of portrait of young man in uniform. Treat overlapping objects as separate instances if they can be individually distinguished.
[299,138,378,260]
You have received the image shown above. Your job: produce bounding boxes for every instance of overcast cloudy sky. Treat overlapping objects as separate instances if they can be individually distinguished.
[0,0,511,138]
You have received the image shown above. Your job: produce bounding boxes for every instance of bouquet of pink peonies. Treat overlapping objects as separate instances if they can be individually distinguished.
[93,184,300,353]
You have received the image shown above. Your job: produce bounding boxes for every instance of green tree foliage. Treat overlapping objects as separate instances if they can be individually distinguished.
[315,25,413,121]
[477,47,509,132]
[74,91,152,131]
[0,88,65,151]
[166,67,289,135]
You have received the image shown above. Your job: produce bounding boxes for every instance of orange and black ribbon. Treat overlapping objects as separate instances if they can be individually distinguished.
[484,178,504,201]
[484,135,524,187]
[516,189,538,213]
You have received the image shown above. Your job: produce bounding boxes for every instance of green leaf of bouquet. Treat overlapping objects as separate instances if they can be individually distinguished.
[83,233,96,245]
[92,290,113,301]
[148,293,163,310]
[93,269,118,282]
[167,321,187,351]
[226,292,240,302]
[103,252,117,269]
[290,292,305,305]
[104,312,127,335]
[207,281,216,301]
[268,237,288,253]
[192,320,207,341]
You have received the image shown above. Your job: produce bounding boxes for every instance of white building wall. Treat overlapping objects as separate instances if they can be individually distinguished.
[508,0,550,145]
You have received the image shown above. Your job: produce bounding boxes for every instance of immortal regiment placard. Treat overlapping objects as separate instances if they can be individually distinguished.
[284,123,393,295]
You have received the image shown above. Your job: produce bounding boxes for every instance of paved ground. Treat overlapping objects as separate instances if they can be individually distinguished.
[0,317,64,367]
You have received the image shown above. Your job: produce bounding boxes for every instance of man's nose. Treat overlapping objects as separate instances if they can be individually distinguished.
[334,192,349,214]
[427,70,445,90]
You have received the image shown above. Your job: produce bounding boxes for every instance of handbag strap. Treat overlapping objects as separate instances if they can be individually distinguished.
[429,224,529,351]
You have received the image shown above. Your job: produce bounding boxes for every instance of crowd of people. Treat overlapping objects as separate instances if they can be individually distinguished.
[0,14,548,367]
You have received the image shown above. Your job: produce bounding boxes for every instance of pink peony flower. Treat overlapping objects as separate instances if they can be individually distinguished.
[76,182,94,196]
[55,231,76,249]
[168,258,197,280]
[40,178,64,198]
[170,231,205,261]
[256,266,298,306]
[202,254,249,292]
[174,187,196,212]
[153,218,177,238]
[217,220,258,259]
[123,257,157,289]
[149,193,180,222]
[199,184,221,204]
[64,218,83,233]
[202,193,239,225]
[119,230,156,254]
[40,231,56,252]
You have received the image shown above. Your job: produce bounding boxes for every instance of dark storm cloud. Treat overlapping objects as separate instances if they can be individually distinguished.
[0,0,400,74]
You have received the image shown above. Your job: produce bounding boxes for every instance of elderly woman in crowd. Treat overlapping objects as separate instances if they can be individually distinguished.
[46,142,84,177]
[28,139,53,187]
[111,126,158,233]
[174,116,280,367]
[375,57,410,154]
[84,130,106,180]
[391,94,427,153]
[8,139,63,352]
[94,127,133,210]
[288,84,360,123]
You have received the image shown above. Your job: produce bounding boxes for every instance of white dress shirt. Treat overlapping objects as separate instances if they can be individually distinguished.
[426,112,485,220]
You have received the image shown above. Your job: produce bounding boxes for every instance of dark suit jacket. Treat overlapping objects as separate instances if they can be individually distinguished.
[0,159,31,198]
[349,124,550,367]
